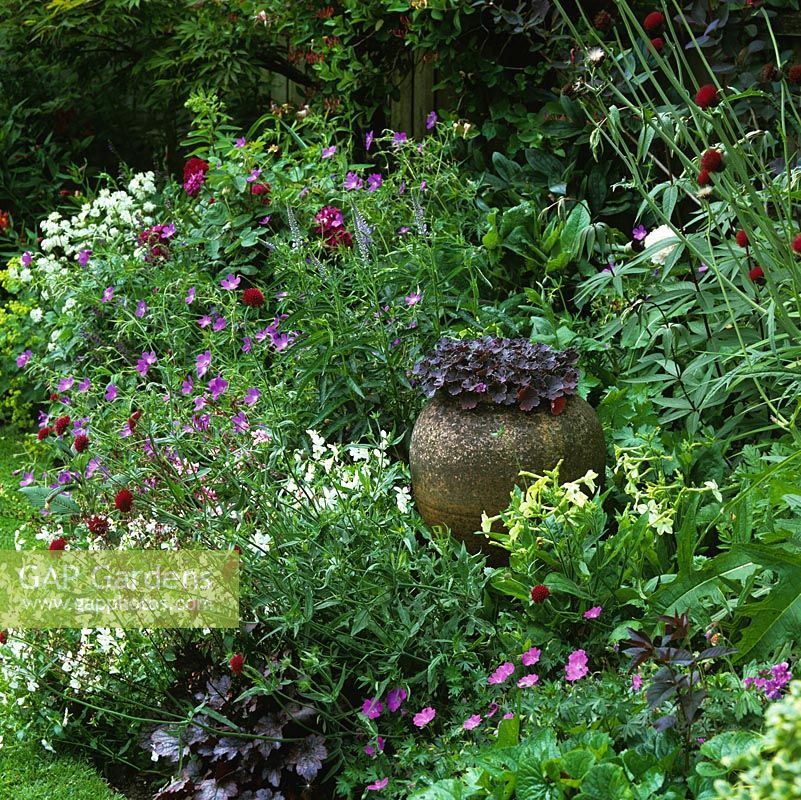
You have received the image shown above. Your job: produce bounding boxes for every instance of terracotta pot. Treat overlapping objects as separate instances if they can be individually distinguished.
[409,394,605,562]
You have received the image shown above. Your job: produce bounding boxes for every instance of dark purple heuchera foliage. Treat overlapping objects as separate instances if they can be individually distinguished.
[147,672,327,800]
[411,337,580,411]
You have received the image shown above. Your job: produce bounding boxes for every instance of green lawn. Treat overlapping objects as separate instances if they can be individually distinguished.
[0,426,30,549]
[0,743,125,800]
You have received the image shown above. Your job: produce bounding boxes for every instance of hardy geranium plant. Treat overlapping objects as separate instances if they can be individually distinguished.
[411,337,579,412]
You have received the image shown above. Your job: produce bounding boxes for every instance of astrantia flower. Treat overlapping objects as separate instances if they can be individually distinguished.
[700,149,724,172]
[361,697,383,720]
[49,537,67,551]
[643,11,665,34]
[583,605,602,620]
[487,661,515,685]
[221,273,241,290]
[412,707,436,728]
[243,287,265,307]
[229,653,244,675]
[517,674,540,688]
[749,266,765,282]
[565,649,589,682]
[387,686,407,712]
[522,647,541,666]
[115,488,134,512]
[73,434,89,453]
[694,84,719,109]
[531,584,550,603]
[16,350,32,368]
[735,229,749,247]
[366,778,388,791]
[463,714,482,730]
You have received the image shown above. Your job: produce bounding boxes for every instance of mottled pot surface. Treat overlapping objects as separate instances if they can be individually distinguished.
[409,394,605,557]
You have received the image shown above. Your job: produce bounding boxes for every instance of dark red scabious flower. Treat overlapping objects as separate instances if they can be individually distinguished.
[49,537,67,551]
[131,410,143,422]
[183,157,210,197]
[593,9,613,31]
[697,169,711,186]
[54,415,71,436]
[793,233,801,254]
[242,288,265,308]
[643,11,665,34]
[789,65,801,85]
[650,37,665,53]
[695,84,719,109]
[749,266,765,282]
[700,149,724,172]
[229,653,244,675]
[73,433,89,453]
[250,182,271,205]
[0,631,6,645]
[531,584,550,603]
[87,515,110,536]
[115,488,134,512]
[49,393,59,402]
[735,229,749,247]
[38,426,52,441]
[760,63,779,83]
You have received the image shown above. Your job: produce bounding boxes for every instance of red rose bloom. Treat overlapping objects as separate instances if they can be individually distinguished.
[697,169,711,186]
[242,288,265,308]
[87,515,110,536]
[650,37,665,53]
[643,11,665,34]
[700,149,724,172]
[38,426,52,440]
[73,433,89,453]
[531,584,550,603]
[115,488,134,512]
[54,415,71,436]
[229,653,244,675]
[748,266,764,282]
[735,229,749,247]
[695,84,719,109]
[793,233,801,254]
[49,537,67,551]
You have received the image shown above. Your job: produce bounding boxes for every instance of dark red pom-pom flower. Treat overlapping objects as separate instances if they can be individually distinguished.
[87,515,110,536]
[700,149,724,172]
[643,11,665,34]
[697,170,711,186]
[793,233,801,254]
[50,393,59,402]
[650,37,665,53]
[748,266,764,282]
[531,584,550,603]
[695,84,719,109]
[735,229,749,247]
[242,288,265,308]
[38,426,52,441]
[54,415,71,436]
[789,65,801,85]
[593,9,613,31]
[115,488,134,512]
[229,653,244,675]
[73,433,89,453]
[49,537,67,551]
[0,631,6,645]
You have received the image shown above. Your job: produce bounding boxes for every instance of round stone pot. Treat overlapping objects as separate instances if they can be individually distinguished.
[409,394,606,563]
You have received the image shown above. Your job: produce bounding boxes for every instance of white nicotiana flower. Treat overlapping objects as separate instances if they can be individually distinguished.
[29,308,43,323]
[643,224,680,265]
[395,486,411,514]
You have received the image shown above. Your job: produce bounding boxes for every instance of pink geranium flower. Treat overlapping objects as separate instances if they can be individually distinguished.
[517,674,540,688]
[463,714,481,730]
[361,697,383,720]
[488,661,515,685]
[565,649,589,682]
[412,707,436,728]
[366,777,388,791]
[522,647,541,666]
[583,606,602,620]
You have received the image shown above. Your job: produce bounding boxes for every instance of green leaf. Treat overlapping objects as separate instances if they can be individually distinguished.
[516,730,563,800]
[20,486,81,516]
[496,716,519,749]
[561,202,591,260]
[575,764,633,800]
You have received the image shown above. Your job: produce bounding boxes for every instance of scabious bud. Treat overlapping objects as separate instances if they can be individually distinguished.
[229,653,244,675]
[643,11,665,34]
[735,229,749,247]
[700,149,724,172]
[697,169,711,186]
[748,266,765,282]
[793,233,801,254]
[593,9,613,31]
[531,584,550,603]
[650,37,665,53]
[87,515,110,536]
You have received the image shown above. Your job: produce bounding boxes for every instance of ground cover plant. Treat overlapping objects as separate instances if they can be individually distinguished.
[1,2,801,799]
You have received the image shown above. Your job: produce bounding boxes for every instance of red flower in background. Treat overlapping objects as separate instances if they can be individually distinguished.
[748,266,764,282]
[230,653,244,675]
[115,488,134,512]
[87,515,110,536]
[643,11,665,34]
[531,584,550,603]
[0,210,10,232]
[593,9,613,31]
[695,84,719,109]
[49,537,67,551]
[701,149,724,172]
[735,229,749,247]
[242,288,265,308]
[650,37,665,53]
[54,415,71,436]
[697,170,711,186]
[793,233,801,254]
[183,157,210,198]
[0,631,6,645]
[789,65,801,85]
[38,426,52,440]
[73,433,89,453]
